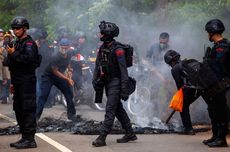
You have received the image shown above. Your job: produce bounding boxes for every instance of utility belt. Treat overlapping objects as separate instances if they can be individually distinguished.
[202,77,230,99]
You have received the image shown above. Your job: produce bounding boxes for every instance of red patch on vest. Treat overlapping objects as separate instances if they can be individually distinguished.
[26,42,33,46]
[115,50,124,56]
[216,48,224,52]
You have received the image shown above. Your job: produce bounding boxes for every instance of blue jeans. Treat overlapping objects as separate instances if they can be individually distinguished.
[36,74,76,120]
[37,77,56,106]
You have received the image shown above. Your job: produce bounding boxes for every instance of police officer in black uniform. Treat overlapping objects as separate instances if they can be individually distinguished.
[164,50,200,135]
[92,21,137,147]
[202,19,229,147]
[3,16,40,149]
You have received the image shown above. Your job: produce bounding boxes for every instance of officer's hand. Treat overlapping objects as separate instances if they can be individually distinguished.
[120,93,129,101]
[7,45,15,54]
[67,78,74,86]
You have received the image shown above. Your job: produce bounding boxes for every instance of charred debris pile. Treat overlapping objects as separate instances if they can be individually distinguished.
[0,117,210,136]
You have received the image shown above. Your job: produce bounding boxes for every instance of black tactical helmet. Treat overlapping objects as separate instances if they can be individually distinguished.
[205,19,225,34]
[99,21,119,37]
[164,50,180,65]
[39,28,48,39]
[27,28,40,40]
[11,16,29,29]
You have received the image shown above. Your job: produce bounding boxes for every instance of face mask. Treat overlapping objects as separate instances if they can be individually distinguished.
[160,43,167,50]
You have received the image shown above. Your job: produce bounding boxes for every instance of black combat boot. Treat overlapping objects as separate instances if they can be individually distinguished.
[207,138,228,147]
[117,129,137,143]
[10,138,24,147]
[203,123,218,145]
[92,133,107,147]
[10,134,29,147]
[202,136,217,145]
[207,122,229,147]
[14,134,37,149]
[14,139,37,149]
[178,128,195,135]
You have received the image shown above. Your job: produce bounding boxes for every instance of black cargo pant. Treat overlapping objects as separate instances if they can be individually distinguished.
[13,80,37,140]
[203,90,229,139]
[101,78,132,134]
[180,88,201,130]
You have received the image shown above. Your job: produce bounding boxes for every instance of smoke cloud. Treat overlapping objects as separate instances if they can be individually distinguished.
[43,0,230,128]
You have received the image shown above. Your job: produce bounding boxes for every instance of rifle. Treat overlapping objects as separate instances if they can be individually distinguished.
[203,45,212,63]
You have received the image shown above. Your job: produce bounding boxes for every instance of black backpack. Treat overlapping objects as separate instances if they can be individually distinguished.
[182,59,219,90]
[181,59,202,89]
[113,42,134,67]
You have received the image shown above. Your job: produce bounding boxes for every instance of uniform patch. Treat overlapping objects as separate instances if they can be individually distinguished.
[115,50,125,56]
[216,48,224,52]
[26,42,33,46]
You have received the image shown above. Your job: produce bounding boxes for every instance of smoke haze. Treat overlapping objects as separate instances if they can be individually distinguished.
[40,0,230,128]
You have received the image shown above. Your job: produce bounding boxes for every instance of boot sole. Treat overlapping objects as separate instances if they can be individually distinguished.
[15,145,37,149]
[208,145,228,148]
[92,143,106,147]
[203,140,215,145]
[117,136,138,143]
[208,144,228,148]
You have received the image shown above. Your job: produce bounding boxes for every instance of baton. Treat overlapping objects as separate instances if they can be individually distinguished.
[165,110,176,124]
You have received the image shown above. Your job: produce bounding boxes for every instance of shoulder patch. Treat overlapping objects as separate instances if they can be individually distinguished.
[216,48,224,52]
[26,42,33,46]
[115,50,125,56]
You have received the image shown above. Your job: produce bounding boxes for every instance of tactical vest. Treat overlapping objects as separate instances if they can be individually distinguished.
[98,41,133,78]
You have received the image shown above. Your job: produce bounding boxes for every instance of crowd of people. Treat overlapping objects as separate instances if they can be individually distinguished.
[1,16,229,149]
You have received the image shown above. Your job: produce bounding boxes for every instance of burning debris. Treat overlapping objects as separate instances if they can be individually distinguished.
[0,116,210,136]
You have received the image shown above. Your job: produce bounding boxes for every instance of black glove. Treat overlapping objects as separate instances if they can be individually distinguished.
[121,77,136,96]
[120,92,129,101]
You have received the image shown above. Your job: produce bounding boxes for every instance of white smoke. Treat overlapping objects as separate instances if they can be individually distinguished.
[46,0,221,128]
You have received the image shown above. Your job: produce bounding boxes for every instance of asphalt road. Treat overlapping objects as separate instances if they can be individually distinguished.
[0,102,229,152]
